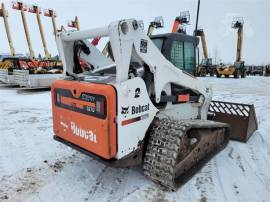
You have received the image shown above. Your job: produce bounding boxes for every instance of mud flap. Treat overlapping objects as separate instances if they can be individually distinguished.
[208,101,258,142]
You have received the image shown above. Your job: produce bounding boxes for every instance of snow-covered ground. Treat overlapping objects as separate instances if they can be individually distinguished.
[0,76,269,202]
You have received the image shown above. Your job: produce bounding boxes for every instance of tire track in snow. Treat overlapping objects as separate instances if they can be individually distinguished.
[17,132,38,168]
[0,137,7,178]
[86,167,130,202]
[107,168,130,202]
[0,155,7,180]
[0,167,44,201]
[235,154,245,173]
[0,107,19,178]
[257,132,270,156]
[213,157,229,202]
[0,156,75,202]
[245,140,270,191]
[0,127,21,178]
[195,161,217,202]
[143,185,166,202]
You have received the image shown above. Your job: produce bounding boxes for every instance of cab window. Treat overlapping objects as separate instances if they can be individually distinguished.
[152,38,164,51]
[184,42,195,71]
[170,41,195,74]
[170,41,184,69]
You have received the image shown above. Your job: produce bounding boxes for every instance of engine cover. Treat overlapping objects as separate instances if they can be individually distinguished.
[51,80,117,159]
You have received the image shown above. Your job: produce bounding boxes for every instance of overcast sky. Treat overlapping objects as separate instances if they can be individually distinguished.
[0,0,269,64]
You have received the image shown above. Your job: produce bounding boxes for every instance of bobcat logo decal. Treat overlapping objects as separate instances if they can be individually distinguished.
[121,106,129,115]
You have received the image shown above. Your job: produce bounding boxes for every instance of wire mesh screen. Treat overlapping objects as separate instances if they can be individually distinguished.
[209,101,251,117]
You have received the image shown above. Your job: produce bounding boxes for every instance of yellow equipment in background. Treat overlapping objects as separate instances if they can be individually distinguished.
[12,1,36,59]
[216,17,246,78]
[0,60,13,70]
[28,5,51,59]
[195,28,215,76]
[0,3,16,56]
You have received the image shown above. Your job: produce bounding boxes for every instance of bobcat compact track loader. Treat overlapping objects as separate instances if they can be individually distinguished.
[52,19,257,190]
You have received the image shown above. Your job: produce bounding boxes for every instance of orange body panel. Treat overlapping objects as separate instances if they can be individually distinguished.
[177,94,190,102]
[172,20,180,33]
[51,80,117,159]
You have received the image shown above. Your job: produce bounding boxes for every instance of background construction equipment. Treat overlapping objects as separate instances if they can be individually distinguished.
[44,8,58,36]
[216,17,246,78]
[68,16,80,30]
[28,4,51,59]
[147,16,164,35]
[0,3,15,56]
[195,28,215,76]
[12,1,35,59]
[172,11,190,34]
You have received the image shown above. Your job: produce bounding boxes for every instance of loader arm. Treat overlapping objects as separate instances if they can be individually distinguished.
[57,19,212,119]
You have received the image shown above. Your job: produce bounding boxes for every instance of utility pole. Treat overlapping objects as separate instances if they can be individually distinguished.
[0,3,15,56]
[194,0,201,36]
[12,1,35,59]
[29,5,50,59]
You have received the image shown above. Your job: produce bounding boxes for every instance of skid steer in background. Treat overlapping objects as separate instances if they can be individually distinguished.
[216,17,246,78]
[52,19,257,190]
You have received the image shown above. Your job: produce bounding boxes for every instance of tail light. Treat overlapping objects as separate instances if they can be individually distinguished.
[96,100,105,114]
